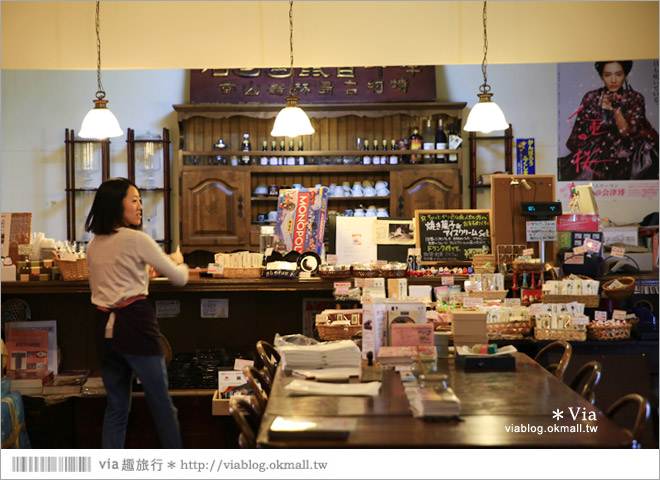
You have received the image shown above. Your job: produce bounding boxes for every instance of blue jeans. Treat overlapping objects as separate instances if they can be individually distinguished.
[101,343,182,448]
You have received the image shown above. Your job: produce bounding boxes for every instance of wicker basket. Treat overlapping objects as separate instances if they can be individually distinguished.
[587,323,631,341]
[602,276,636,300]
[316,324,362,341]
[53,254,88,281]
[467,290,509,301]
[317,268,352,279]
[351,268,380,278]
[534,328,586,341]
[380,269,407,278]
[541,294,600,308]
[512,261,544,271]
[213,267,264,278]
[472,254,496,273]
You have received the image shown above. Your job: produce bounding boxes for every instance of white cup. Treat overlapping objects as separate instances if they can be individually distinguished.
[354,208,365,217]
[267,210,278,222]
[363,186,376,196]
[332,185,345,197]
[375,180,389,190]
[376,187,390,196]
[352,185,364,196]
[376,208,389,217]
[366,207,377,217]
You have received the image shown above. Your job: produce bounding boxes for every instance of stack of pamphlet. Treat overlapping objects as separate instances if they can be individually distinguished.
[279,340,361,370]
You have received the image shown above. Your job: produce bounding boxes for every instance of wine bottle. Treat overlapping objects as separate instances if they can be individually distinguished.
[363,139,372,165]
[270,140,279,166]
[241,133,251,165]
[422,119,435,164]
[297,139,305,166]
[279,140,285,166]
[389,139,399,165]
[409,126,423,164]
[448,122,460,163]
[435,118,448,163]
[287,139,296,166]
[372,139,380,165]
[260,140,269,166]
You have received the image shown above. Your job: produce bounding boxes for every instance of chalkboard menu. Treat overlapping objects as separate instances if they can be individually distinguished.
[415,210,492,264]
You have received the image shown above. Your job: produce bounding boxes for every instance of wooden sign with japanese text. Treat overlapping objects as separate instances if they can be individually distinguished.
[190,66,436,103]
[415,210,492,264]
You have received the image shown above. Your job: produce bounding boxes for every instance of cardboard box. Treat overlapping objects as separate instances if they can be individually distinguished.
[1,265,16,282]
[212,390,230,416]
[451,310,488,337]
[390,323,434,346]
[361,300,387,359]
[387,278,408,299]
[408,285,432,301]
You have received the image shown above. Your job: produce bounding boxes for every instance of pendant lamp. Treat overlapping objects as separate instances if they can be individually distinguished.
[79,1,123,139]
[271,1,315,138]
[464,1,509,134]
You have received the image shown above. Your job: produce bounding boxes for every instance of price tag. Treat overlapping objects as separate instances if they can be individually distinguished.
[18,244,32,255]
[326,254,338,265]
[564,252,584,264]
[207,263,219,274]
[522,248,534,256]
[611,246,625,258]
[594,311,608,321]
[334,282,351,295]
[299,271,312,279]
[504,298,522,307]
[234,358,254,370]
[441,276,455,286]
[573,245,588,255]
[360,295,373,304]
[572,315,590,326]
[529,303,543,316]
[264,247,273,257]
[407,248,421,257]
[462,296,483,308]
[353,278,365,288]
[612,309,627,321]
[584,238,602,254]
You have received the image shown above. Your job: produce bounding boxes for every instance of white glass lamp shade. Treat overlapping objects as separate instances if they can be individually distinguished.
[79,99,123,139]
[271,97,315,137]
[464,93,509,134]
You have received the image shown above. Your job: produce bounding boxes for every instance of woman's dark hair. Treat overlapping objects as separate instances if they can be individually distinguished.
[595,61,633,76]
[85,177,140,235]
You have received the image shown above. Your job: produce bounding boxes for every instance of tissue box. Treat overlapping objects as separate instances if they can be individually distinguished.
[1,265,17,282]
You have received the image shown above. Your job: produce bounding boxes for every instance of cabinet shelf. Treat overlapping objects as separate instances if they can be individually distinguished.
[250,196,390,202]
[183,164,460,173]
[183,149,458,157]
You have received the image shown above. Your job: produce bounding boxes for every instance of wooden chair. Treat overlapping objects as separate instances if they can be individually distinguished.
[534,340,572,381]
[256,340,281,383]
[605,393,651,449]
[228,395,262,448]
[243,365,271,413]
[568,361,602,405]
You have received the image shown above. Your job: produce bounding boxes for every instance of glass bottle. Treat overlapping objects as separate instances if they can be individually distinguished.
[423,119,435,164]
[363,139,372,165]
[372,139,380,165]
[448,122,460,163]
[241,133,251,165]
[260,140,269,166]
[389,139,399,165]
[409,126,423,164]
[356,137,363,165]
[213,138,228,165]
[279,140,286,166]
[270,140,279,166]
[435,118,448,164]
[287,140,296,166]
[297,139,305,165]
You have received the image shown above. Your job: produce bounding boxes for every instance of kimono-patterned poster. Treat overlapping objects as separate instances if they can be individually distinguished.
[557,60,659,183]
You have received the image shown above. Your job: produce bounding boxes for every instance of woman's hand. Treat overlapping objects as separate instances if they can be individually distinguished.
[147,265,160,278]
[599,92,622,110]
[169,246,184,265]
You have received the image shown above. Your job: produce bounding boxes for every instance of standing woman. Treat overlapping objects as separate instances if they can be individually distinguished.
[85,177,188,448]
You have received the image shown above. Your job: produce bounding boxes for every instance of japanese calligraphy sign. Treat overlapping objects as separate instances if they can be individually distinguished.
[415,210,492,264]
[516,138,536,175]
[190,66,436,104]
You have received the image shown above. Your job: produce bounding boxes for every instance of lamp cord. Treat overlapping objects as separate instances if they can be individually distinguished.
[95,1,106,100]
[479,1,491,95]
[288,0,295,97]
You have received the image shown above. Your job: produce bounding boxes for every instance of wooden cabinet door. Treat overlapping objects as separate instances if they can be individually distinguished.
[180,170,248,246]
[390,168,462,217]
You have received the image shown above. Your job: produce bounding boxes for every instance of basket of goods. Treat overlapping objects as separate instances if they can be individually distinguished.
[315,310,362,341]
[602,276,636,300]
[351,263,380,278]
[380,262,408,278]
[467,290,509,301]
[317,264,352,279]
[487,319,533,338]
[472,254,496,273]
[215,267,264,278]
[512,259,544,271]
[52,253,88,281]
[534,327,587,342]
[587,320,632,341]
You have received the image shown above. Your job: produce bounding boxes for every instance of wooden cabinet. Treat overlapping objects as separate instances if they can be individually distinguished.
[174,102,466,252]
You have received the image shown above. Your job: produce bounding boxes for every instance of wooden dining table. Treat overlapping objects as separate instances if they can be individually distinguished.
[256,352,631,448]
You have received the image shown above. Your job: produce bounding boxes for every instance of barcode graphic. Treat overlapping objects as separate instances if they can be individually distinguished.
[12,457,91,473]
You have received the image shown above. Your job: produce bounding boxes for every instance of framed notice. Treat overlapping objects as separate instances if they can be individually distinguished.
[414,210,492,265]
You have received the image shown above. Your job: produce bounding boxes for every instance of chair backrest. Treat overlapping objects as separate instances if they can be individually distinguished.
[605,393,651,448]
[568,360,602,405]
[256,340,281,382]
[228,395,262,448]
[533,340,573,381]
[243,365,271,413]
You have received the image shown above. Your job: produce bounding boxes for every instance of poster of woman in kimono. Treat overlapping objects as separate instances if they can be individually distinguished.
[558,60,659,181]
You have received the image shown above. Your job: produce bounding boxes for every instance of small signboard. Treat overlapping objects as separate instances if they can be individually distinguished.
[516,138,536,175]
[525,220,557,242]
